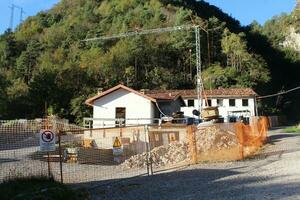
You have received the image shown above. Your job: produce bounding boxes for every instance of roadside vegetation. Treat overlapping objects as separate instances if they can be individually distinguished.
[0,177,90,200]
[284,124,300,133]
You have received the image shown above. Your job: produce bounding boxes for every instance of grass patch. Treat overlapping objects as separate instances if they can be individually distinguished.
[284,124,300,133]
[0,176,90,200]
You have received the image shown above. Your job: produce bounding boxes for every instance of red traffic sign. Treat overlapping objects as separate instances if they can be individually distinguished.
[41,130,55,143]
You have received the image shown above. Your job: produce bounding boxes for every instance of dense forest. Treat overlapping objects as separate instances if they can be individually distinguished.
[0,0,299,123]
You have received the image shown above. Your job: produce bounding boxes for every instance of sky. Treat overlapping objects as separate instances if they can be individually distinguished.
[0,0,297,34]
[204,0,297,25]
[0,0,59,34]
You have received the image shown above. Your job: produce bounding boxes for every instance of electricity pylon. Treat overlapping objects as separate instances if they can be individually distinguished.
[9,4,25,31]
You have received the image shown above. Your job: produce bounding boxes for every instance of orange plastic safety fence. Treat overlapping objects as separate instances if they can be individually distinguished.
[234,116,269,159]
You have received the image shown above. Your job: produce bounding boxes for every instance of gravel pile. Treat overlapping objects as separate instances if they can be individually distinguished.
[122,142,189,169]
[196,126,238,152]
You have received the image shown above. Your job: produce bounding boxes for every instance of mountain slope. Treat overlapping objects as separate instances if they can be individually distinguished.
[245,6,300,120]
[0,0,297,122]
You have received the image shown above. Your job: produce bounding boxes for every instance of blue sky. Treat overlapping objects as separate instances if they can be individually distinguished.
[0,0,297,34]
[204,0,296,25]
[0,0,59,34]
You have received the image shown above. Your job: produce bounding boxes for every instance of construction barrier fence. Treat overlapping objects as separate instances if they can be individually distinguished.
[0,116,269,184]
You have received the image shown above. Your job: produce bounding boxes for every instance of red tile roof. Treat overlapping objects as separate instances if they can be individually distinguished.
[86,84,257,106]
[85,84,185,106]
[146,88,257,98]
[146,92,182,100]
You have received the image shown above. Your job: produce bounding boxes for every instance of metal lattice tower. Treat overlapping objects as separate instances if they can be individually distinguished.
[19,7,25,22]
[83,25,203,112]
[195,26,202,113]
[9,4,25,31]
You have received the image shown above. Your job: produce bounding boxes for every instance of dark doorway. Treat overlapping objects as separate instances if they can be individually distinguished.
[115,107,126,127]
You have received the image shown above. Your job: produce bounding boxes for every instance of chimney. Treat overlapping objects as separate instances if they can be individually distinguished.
[97,88,103,95]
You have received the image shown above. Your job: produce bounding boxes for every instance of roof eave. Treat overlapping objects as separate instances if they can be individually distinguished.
[85,84,157,106]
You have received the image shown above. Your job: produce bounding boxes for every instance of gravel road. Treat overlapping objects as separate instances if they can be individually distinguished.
[0,145,147,184]
[89,130,300,200]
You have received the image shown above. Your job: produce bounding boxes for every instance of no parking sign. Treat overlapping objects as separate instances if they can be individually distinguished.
[40,130,56,152]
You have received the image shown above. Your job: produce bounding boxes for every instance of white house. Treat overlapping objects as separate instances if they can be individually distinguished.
[145,88,258,123]
[85,84,185,127]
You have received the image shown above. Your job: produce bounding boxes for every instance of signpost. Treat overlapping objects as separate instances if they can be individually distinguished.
[40,130,56,152]
[40,129,56,178]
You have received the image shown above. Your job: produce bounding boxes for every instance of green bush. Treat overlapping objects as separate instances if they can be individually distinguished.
[284,124,300,133]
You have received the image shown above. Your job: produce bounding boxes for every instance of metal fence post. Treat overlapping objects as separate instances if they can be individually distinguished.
[144,125,150,176]
[147,125,153,175]
[58,130,63,183]
[45,117,52,179]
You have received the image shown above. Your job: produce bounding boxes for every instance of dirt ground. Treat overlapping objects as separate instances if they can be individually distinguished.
[85,129,300,200]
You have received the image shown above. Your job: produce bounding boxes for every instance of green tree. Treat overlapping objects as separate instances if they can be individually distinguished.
[221,28,270,87]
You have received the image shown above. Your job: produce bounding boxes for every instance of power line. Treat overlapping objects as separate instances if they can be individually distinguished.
[82,25,194,41]
[257,86,300,99]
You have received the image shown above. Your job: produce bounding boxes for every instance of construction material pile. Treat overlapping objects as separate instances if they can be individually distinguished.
[122,142,189,169]
[196,125,238,152]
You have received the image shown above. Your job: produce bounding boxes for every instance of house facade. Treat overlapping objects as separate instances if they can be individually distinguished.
[85,85,257,126]
[85,84,185,127]
[146,88,258,123]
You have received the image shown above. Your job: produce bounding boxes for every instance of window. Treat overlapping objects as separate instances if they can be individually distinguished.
[242,99,249,107]
[207,99,212,107]
[187,99,194,107]
[229,99,235,107]
[229,116,237,122]
[115,107,126,127]
[217,99,223,107]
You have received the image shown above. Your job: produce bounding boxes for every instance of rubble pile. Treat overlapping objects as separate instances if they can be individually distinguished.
[196,126,238,152]
[122,142,189,169]
[122,126,239,169]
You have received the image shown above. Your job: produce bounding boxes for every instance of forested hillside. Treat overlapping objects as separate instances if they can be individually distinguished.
[245,5,300,121]
[0,0,299,123]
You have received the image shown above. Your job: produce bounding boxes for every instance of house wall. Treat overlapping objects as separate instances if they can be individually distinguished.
[92,89,154,127]
[181,97,256,122]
